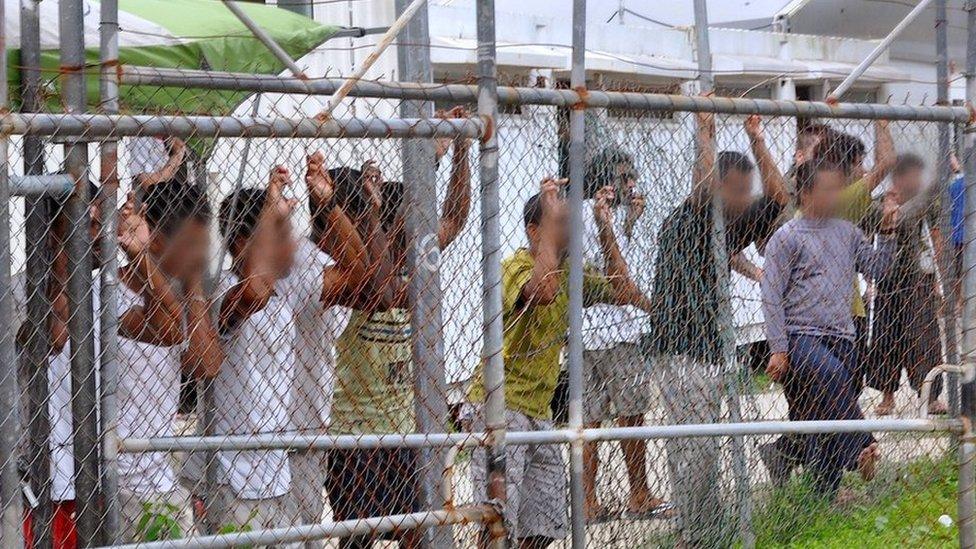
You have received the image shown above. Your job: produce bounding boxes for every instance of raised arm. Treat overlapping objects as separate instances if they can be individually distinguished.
[117,195,184,346]
[305,152,370,308]
[178,267,223,379]
[134,138,186,190]
[592,186,654,312]
[519,178,566,307]
[438,106,473,250]
[863,120,895,192]
[218,166,290,332]
[690,109,717,206]
[745,115,789,206]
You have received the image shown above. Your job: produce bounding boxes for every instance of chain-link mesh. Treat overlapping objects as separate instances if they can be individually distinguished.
[0,8,972,549]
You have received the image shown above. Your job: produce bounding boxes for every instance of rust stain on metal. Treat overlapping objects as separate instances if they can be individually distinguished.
[571,85,589,111]
[479,114,494,143]
[58,64,86,74]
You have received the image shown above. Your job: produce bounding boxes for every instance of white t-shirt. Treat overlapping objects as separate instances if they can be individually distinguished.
[581,201,646,351]
[12,272,100,502]
[213,259,324,499]
[116,282,182,496]
[287,238,349,434]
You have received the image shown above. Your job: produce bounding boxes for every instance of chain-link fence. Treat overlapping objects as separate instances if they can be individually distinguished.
[1,1,975,548]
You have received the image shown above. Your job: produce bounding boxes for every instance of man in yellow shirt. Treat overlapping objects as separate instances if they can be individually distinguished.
[468,178,653,548]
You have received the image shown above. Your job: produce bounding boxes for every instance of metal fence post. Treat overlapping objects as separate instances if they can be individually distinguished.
[476,0,508,546]
[959,4,976,548]
[394,1,451,547]
[935,0,961,419]
[0,0,25,546]
[693,1,753,546]
[19,1,53,547]
[566,2,587,548]
[98,0,122,543]
[60,0,100,546]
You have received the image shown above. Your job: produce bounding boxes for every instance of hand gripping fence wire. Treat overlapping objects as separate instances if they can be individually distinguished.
[2,0,976,548]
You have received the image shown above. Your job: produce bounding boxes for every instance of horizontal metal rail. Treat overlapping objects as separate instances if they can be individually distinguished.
[119,418,960,453]
[9,174,74,196]
[0,113,485,139]
[120,65,973,122]
[101,504,496,549]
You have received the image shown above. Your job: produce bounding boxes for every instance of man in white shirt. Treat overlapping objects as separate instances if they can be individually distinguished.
[287,153,364,548]
[580,149,668,521]
[115,181,223,542]
[213,159,366,540]
[15,179,195,544]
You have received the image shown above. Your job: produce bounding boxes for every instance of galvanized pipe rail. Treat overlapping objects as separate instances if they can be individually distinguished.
[120,65,973,122]
[0,114,485,139]
[119,418,961,453]
[101,505,497,549]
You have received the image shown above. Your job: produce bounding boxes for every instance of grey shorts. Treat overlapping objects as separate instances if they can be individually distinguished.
[470,408,568,541]
[210,484,299,549]
[288,451,328,549]
[583,342,655,422]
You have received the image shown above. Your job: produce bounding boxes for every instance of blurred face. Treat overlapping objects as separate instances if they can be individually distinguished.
[151,219,210,280]
[527,198,570,257]
[892,167,924,203]
[718,167,754,218]
[800,168,846,218]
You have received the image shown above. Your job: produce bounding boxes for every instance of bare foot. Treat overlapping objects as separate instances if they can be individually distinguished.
[928,400,949,415]
[858,442,880,481]
[834,487,857,506]
[585,501,612,523]
[874,395,895,416]
[627,493,675,518]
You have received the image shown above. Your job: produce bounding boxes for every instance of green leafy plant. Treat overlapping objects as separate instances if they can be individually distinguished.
[134,502,182,542]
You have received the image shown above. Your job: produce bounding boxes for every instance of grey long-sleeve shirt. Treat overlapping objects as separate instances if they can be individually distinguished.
[761,217,895,354]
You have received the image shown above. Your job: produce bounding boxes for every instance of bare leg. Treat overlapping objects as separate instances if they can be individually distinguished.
[582,420,607,520]
[617,415,666,514]
[858,442,880,481]
[874,393,895,416]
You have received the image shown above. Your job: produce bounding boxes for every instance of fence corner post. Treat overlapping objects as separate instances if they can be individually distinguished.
[566,1,587,548]
[476,0,509,546]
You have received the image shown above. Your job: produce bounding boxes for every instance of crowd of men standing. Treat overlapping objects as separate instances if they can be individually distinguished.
[9,104,958,549]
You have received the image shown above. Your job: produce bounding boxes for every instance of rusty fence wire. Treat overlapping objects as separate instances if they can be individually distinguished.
[1,3,976,549]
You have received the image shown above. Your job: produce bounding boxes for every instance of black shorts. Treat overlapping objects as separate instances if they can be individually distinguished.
[325,448,421,525]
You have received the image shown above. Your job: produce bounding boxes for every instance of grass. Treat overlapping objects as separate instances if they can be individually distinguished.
[749,451,959,548]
